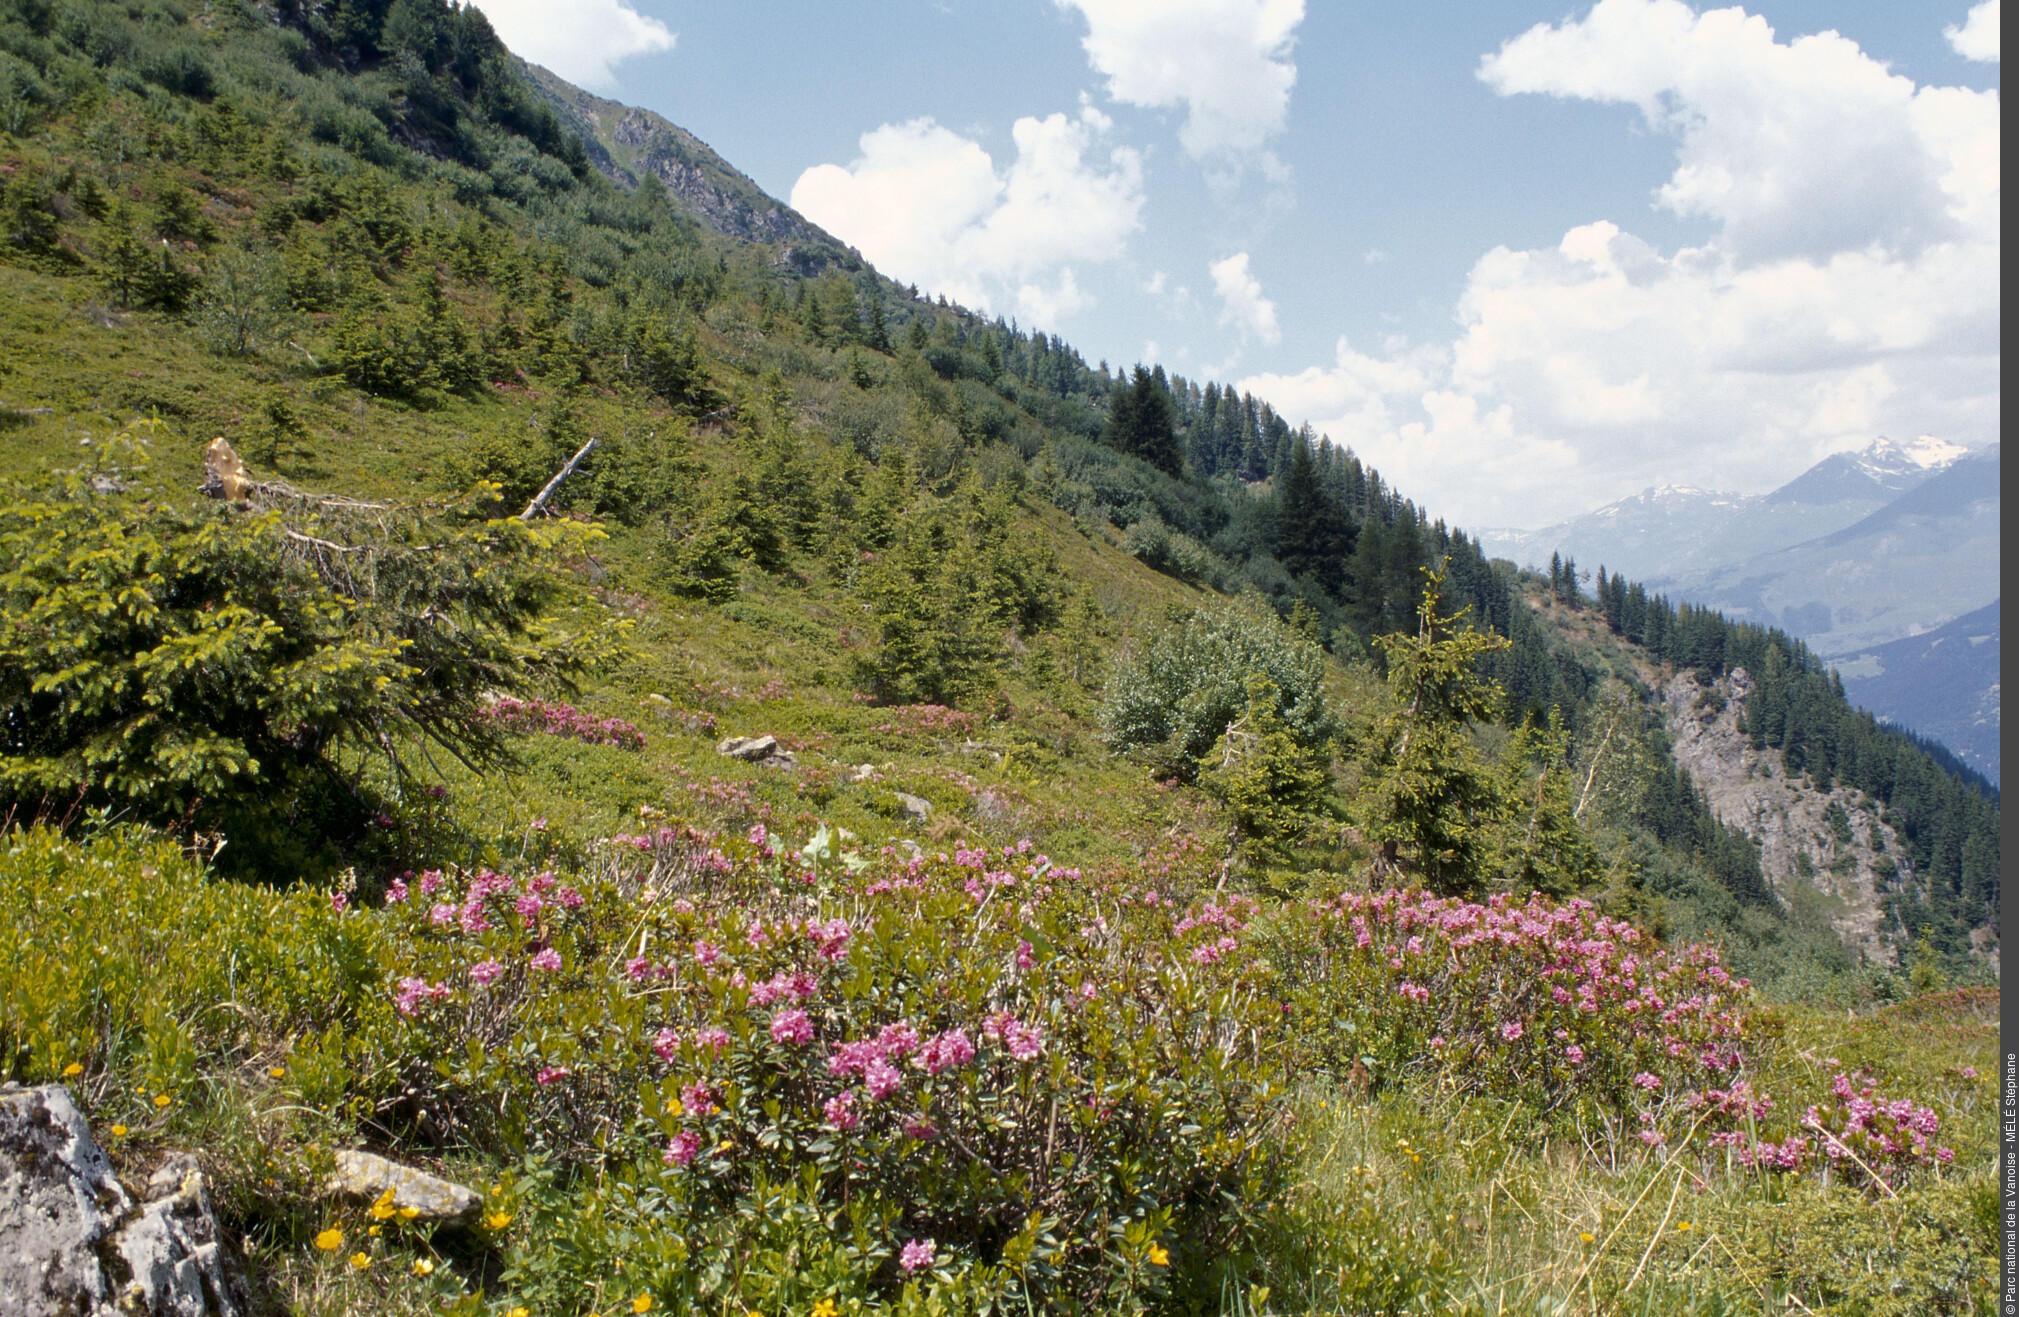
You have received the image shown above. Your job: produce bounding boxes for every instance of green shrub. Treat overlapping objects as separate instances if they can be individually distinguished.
[1102,599,1335,780]
[0,437,614,875]
[367,828,1287,1313]
[0,825,384,1086]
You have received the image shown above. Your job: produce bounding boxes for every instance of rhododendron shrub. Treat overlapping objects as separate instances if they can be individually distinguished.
[371,831,1285,1312]
[1255,889,1757,1115]
[480,696,646,751]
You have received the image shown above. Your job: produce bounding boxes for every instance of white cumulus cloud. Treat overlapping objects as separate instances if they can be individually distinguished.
[790,109,1144,330]
[1209,252,1281,344]
[1056,0,1303,160]
[1948,0,2000,61]
[466,0,674,88]
[1241,0,2000,533]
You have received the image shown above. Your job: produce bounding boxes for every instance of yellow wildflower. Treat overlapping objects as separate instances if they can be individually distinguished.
[398,1206,419,1221]
[811,1301,838,1317]
[350,1252,370,1270]
[269,1067,287,1079]
[314,1229,344,1251]
[412,1258,435,1277]
[1148,1243,1170,1266]
[485,1211,513,1230]
[1579,1233,1595,1244]
[62,1063,83,1077]
[153,1094,172,1109]
[109,1124,128,1137]
[633,1297,654,1313]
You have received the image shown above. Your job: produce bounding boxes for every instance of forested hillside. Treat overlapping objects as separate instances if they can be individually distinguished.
[0,2,1998,1313]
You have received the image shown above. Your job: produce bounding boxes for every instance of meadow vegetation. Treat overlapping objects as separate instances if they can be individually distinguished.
[0,0,1998,1310]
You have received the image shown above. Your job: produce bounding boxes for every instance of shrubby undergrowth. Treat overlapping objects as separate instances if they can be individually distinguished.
[0,820,1984,1314]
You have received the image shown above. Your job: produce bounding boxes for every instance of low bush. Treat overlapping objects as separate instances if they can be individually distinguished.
[366,827,1286,1313]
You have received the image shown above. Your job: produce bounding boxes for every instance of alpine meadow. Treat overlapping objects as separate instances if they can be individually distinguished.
[0,1,1999,1314]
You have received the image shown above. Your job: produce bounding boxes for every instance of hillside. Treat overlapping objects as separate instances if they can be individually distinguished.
[1837,599,2001,786]
[0,3,1999,1313]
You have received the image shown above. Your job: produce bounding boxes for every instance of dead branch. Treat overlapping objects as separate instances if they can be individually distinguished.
[520,438,597,521]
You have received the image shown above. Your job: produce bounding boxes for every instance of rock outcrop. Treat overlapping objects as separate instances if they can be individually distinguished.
[716,734,798,769]
[327,1149,481,1224]
[1661,668,1905,963]
[0,1084,245,1317]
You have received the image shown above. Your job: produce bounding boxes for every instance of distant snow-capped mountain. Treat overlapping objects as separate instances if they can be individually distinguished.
[1474,435,1965,584]
[1765,434,1967,506]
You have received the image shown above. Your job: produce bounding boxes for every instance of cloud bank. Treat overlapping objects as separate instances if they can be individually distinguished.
[1241,0,2000,532]
[791,108,1144,329]
[1057,0,1303,161]
[466,0,673,88]
[1209,252,1281,344]
[1948,0,2000,61]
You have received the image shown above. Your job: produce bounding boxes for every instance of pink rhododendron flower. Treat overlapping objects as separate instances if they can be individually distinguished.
[770,1009,813,1046]
[864,1059,903,1102]
[535,1065,568,1085]
[1004,1019,1044,1062]
[878,1020,921,1058]
[529,947,563,972]
[1500,1021,1524,1041]
[469,959,504,987]
[916,1029,974,1074]
[651,1028,680,1061]
[663,1130,701,1166]
[695,1026,731,1054]
[899,1238,935,1274]
[824,1090,858,1131]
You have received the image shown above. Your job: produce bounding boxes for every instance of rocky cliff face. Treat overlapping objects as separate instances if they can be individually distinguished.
[520,62,856,274]
[1659,667,1909,965]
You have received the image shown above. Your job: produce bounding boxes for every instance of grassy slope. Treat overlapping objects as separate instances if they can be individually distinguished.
[0,22,1996,1312]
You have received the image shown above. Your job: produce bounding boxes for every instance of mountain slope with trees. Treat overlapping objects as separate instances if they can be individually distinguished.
[0,4,1997,1312]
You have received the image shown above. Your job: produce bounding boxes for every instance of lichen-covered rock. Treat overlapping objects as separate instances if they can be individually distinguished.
[0,1083,129,1316]
[327,1150,480,1223]
[0,1085,244,1317]
[715,734,798,768]
[117,1153,247,1316]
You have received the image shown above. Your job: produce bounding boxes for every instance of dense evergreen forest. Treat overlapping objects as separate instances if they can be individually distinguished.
[0,0,1994,974]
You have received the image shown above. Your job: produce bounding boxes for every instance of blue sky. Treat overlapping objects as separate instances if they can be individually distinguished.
[468,0,2001,533]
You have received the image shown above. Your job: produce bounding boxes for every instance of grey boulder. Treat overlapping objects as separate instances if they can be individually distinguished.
[0,1084,244,1317]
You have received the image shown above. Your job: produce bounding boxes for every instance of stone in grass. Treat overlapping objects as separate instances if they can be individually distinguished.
[0,1083,246,1317]
[327,1150,481,1224]
[894,792,933,824]
[715,734,798,768]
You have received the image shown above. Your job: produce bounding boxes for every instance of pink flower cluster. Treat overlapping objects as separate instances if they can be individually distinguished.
[769,1008,814,1046]
[899,1238,936,1274]
[872,704,979,737]
[984,1011,1045,1062]
[481,696,646,751]
[1286,888,1753,1111]
[393,976,452,1016]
